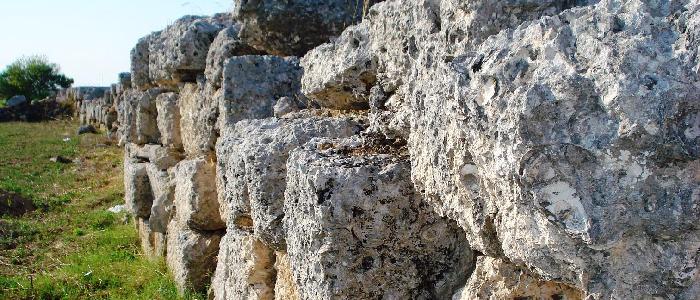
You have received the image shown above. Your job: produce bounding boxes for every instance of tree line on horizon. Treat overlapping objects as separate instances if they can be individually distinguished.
[0,55,73,102]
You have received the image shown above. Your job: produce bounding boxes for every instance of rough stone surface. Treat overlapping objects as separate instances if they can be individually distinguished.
[179,83,218,157]
[453,256,584,300]
[205,25,264,89]
[174,158,224,231]
[284,137,473,299]
[211,229,276,300]
[148,14,231,87]
[232,0,382,56]
[273,251,300,300]
[124,159,152,218]
[118,88,163,145]
[146,164,175,233]
[166,219,223,293]
[137,217,167,259]
[131,34,159,90]
[219,55,303,128]
[125,143,182,171]
[301,23,376,109]
[155,92,183,150]
[216,114,363,249]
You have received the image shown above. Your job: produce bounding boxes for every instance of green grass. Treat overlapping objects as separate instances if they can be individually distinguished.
[0,120,201,299]
[0,99,5,108]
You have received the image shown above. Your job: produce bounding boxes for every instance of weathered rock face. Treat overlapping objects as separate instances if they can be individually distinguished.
[174,158,225,231]
[211,229,276,300]
[299,0,700,298]
[167,219,223,293]
[205,25,264,89]
[111,0,700,298]
[149,15,232,87]
[219,55,304,128]
[284,137,473,299]
[137,217,167,259]
[232,0,382,56]
[179,83,218,156]
[216,114,363,249]
[454,256,584,300]
[155,92,183,150]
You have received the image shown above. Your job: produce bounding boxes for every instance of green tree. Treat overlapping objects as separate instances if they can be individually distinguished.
[0,55,73,100]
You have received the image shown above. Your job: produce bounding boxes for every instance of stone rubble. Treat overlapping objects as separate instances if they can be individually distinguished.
[76,0,700,299]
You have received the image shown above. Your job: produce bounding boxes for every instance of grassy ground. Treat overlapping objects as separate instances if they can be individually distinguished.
[0,120,194,299]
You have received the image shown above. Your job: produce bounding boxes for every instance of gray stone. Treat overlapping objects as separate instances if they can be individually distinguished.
[166,218,223,293]
[233,0,382,56]
[147,164,176,233]
[77,124,97,135]
[273,96,301,118]
[453,256,584,300]
[156,92,183,150]
[131,33,159,90]
[205,25,263,89]
[174,158,224,231]
[401,1,700,298]
[179,83,218,157]
[219,55,303,128]
[284,137,473,299]
[148,14,231,88]
[211,229,276,300]
[124,158,152,218]
[125,143,182,171]
[216,114,362,249]
[6,95,27,107]
[118,88,163,145]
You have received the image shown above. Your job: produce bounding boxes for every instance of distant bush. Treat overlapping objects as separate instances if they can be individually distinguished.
[0,55,73,100]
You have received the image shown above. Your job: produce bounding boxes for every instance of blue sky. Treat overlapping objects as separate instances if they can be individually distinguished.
[0,0,230,86]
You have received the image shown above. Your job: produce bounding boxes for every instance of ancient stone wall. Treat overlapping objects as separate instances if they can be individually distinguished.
[82,0,699,299]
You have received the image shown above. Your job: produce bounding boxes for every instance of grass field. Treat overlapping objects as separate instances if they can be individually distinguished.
[0,120,197,299]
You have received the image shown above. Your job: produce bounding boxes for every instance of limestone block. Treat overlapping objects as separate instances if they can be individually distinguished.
[216,115,362,249]
[205,24,263,89]
[219,55,303,128]
[453,256,584,300]
[284,137,473,299]
[233,0,382,56]
[211,229,276,300]
[155,92,183,150]
[137,217,167,259]
[174,158,224,231]
[166,219,223,293]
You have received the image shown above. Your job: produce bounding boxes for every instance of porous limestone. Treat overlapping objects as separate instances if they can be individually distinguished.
[167,218,223,293]
[284,137,473,299]
[216,114,363,249]
[155,92,183,150]
[174,158,225,231]
[218,55,303,128]
[232,0,383,56]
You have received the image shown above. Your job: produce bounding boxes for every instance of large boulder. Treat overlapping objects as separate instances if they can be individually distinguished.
[5,95,27,107]
[216,113,363,249]
[131,33,160,90]
[232,0,383,56]
[284,137,473,299]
